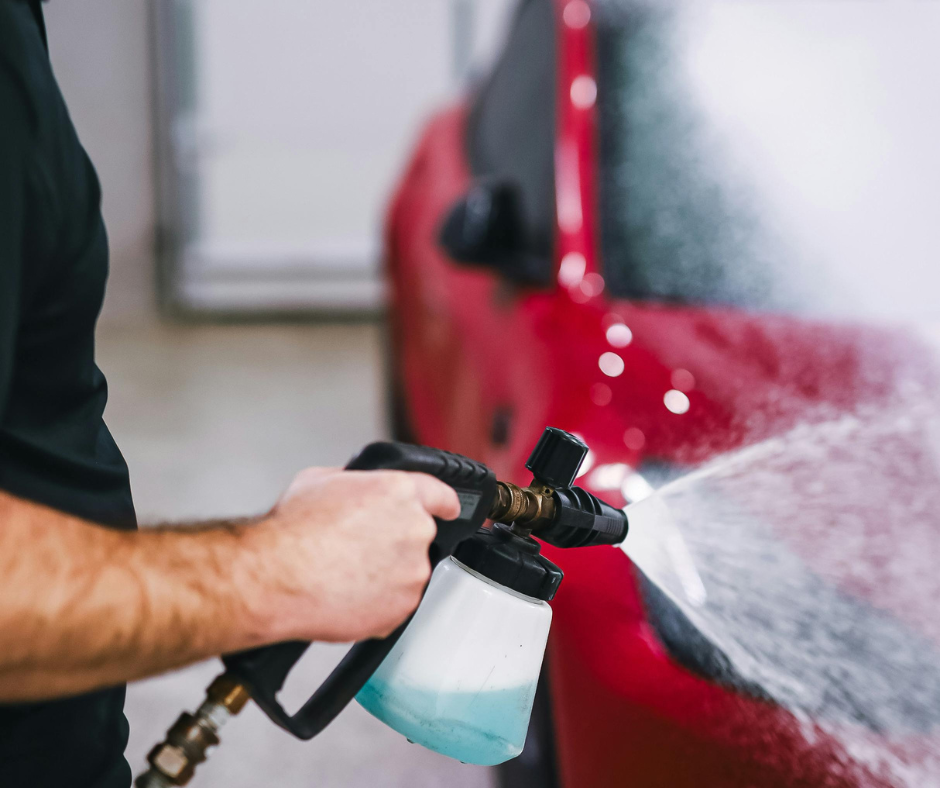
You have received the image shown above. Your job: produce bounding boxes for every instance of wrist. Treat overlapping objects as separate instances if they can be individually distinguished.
[227,515,307,648]
[142,519,282,658]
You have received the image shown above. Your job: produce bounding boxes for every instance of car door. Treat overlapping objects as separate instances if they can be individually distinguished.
[388,0,559,467]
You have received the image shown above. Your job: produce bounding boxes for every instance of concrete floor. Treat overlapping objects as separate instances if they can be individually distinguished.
[97,321,494,788]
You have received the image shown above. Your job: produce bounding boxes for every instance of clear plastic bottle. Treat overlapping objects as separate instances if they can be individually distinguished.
[356,554,554,765]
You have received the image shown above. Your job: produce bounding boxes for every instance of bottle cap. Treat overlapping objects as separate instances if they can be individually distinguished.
[453,524,563,601]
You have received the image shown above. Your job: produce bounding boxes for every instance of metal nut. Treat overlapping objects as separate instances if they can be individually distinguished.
[149,744,189,781]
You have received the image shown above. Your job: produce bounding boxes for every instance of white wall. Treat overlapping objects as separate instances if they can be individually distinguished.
[38,0,518,318]
[175,0,516,312]
[192,0,514,257]
[43,0,157,325]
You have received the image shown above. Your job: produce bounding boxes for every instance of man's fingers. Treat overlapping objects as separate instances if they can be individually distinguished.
[410,473,462,521]
[283,467,341,496]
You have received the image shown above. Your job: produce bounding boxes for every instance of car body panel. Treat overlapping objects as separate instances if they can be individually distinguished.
[383,0,936,784]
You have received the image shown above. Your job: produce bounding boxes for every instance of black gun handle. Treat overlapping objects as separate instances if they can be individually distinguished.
[223,442,497,740]
[222,629,409,741]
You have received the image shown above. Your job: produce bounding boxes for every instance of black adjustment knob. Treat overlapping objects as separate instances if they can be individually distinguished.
[525,427,588,489]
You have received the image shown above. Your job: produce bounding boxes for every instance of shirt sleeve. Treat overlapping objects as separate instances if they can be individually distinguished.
[0,63,30,417]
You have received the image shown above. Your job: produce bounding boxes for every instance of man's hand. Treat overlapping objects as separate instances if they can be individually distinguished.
[247,468,461,643]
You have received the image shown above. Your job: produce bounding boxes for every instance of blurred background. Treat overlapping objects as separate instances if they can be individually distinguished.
[38,0,940,785]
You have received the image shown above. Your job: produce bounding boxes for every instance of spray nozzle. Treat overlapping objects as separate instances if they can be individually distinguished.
[488,427,628,548]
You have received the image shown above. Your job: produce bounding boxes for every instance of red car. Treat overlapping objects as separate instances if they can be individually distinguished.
[384,0,939,785]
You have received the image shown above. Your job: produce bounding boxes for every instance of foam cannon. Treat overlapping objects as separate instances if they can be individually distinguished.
[137,427,627,785]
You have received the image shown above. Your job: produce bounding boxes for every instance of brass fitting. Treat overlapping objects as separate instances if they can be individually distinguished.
[136,675,251,787]
[206,674,251,714]
[489,480,556,532]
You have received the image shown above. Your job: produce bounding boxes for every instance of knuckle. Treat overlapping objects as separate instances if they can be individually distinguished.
[299,467,327,485]
[397,473,420,499]
[377,471,413,497]
[371,471,395,489]
[414,514,437,542]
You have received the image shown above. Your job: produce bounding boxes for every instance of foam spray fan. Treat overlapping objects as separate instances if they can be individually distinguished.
[136,427,628,786]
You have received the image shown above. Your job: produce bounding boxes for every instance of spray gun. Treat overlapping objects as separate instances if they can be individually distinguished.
[136,427,627,786]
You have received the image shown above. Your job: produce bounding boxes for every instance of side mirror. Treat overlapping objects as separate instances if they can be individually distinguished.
[438,180,549,285]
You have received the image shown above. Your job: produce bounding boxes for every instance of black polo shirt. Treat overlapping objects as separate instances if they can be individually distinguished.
[0,1,136,785]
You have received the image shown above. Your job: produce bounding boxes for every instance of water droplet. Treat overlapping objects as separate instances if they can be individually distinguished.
[671,368,695,391]
[606,323,633,348]
[599,352,625,377]
[558,252,586,286]
[591,382,612,406]
[570,75,597,109]
[563,0,591,29]
[664,389,691,415]
[623,427,646,451]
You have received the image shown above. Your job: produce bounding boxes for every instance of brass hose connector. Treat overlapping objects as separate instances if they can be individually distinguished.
[488,480,556,533]
[136,675,251,787]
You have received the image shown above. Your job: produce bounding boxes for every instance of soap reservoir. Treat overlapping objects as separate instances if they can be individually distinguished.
[356,526,561,766]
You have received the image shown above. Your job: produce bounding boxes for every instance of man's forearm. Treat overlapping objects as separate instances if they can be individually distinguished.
[0,467,460,704]
[0,491,275,702]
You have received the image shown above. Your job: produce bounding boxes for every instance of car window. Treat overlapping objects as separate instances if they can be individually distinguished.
[467,0,557,265]
[595,3,778,310]
[595,0,940,320]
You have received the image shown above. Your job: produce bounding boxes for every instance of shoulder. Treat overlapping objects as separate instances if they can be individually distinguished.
[0,0,48,134]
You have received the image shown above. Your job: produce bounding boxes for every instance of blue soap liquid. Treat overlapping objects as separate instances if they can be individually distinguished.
[356,677,537,765]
